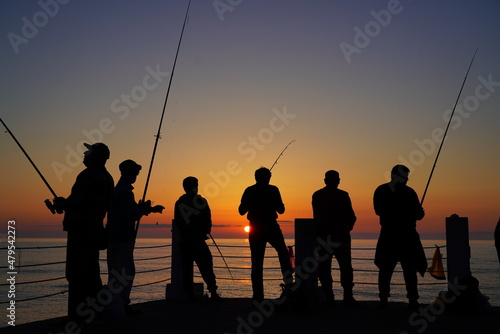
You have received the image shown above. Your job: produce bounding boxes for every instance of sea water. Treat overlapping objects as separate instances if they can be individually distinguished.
[1,238,499,326]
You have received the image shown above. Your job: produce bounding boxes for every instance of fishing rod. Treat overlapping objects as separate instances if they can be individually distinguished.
[420,48,478,206]
[134,2,231,277]
[209,233,234,281]
[269,140,296,171]
[0,117,61,213]
[136,0,192,235]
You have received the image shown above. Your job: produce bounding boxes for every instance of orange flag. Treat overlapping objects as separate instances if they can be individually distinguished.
[288,246,295,268]
[427,245,446,280]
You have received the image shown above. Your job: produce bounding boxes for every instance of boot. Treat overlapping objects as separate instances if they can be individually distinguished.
[322,286,335,308]
[379,296,388,309]
[343,290,358,307]
[408,299,420,311]
[209,289,224,302]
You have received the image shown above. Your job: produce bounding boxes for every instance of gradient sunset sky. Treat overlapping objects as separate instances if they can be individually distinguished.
[1,0,499,239]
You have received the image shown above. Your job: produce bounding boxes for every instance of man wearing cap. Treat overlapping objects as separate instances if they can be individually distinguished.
[53,142,114,325]
[312,170,357,306]
[106,159,164,316]
[373,164,427,311]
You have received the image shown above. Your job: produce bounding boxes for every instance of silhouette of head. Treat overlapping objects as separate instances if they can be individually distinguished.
[324,170,340,187]
[255,167,271,185]
[83,143,110,167]
[390,164,410,185]
[183,176,198,195]
[119,160,141,183]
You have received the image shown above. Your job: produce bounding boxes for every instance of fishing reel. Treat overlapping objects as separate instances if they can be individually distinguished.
[45,199,64,214]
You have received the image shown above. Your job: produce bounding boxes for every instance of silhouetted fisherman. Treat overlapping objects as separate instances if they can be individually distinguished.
[312,170,357,306]
[52,143,114,325]
[373,165,427,311]
[174,176,222,301]
[238,167,293,301]
[106,160,164,316]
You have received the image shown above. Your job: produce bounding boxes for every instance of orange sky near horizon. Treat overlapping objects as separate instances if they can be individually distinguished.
[2,141,498,240]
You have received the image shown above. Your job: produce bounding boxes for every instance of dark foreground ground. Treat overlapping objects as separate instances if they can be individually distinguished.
[2,298,499,334]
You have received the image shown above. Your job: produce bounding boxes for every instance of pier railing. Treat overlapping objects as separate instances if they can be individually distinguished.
[0,241,447,305]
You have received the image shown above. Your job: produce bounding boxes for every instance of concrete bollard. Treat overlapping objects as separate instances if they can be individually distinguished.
[294,218,319,298]
[445,214,471,290]
[165,220,204,300]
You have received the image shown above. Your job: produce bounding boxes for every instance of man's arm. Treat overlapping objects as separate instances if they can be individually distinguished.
[411,189,425,221]
[345,193,357,230]
[373,185,385,217]
[311,192,319,221]
[238,189,249,215]
[201,198,212,235]
[274,187,285,214]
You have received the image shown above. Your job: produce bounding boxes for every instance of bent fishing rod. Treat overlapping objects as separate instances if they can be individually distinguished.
[420,48,478,206]
[0,117,61,213]
[131,0,232,278]
[135,0,192,236]
[269,140,296,171]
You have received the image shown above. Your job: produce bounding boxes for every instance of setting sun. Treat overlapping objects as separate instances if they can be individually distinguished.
[244,226,250,233]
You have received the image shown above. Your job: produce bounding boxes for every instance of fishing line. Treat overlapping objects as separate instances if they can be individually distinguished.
[209,233,234,281]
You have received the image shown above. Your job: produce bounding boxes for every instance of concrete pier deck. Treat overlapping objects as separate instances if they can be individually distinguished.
[3,298,499,334]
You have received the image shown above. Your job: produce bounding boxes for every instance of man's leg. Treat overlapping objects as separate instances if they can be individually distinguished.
[267,225,293,285]
[66,233,102,323]
[316,246,335,303]
[249,231,267,301]
[335,244,356,305]
[66,232,80,321]
[401,258,419,310]
[378,260,397,308]
[121,240,136,306]
[107,241,133,306]
[194,240,218,295]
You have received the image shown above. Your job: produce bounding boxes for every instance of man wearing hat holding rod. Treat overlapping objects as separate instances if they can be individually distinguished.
[53,143,115,325]
[106,159,164,316]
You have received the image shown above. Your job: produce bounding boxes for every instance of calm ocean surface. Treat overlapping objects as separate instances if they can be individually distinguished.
[1,238,499,326]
